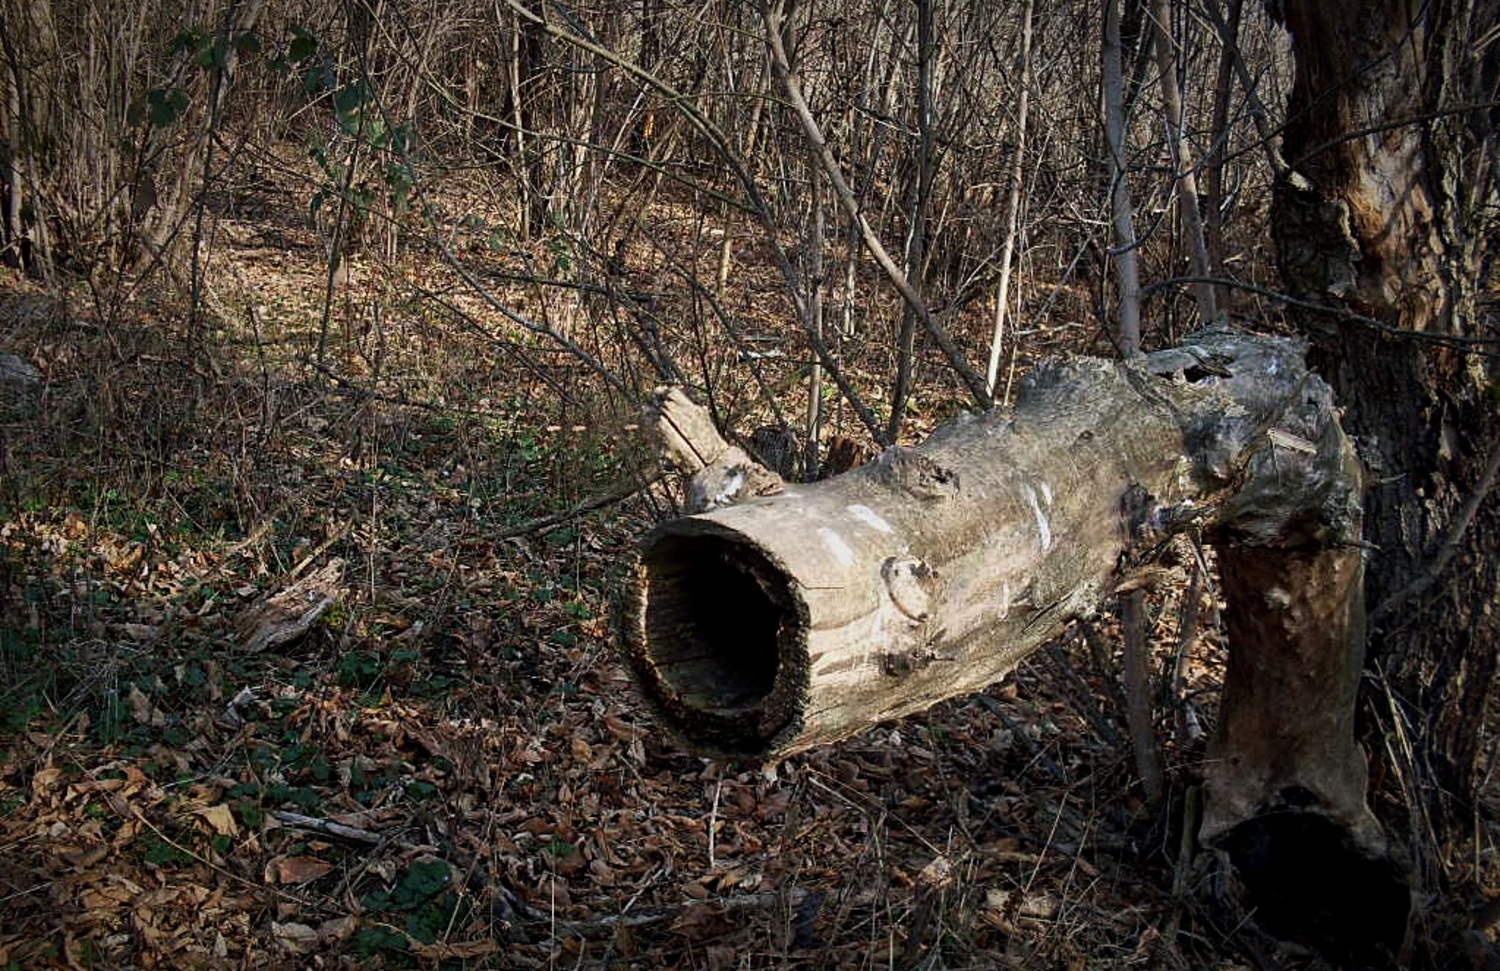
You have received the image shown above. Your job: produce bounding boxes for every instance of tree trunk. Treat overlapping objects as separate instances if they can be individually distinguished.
[1269,2,1499,961]
[982,0,1033,399]
[1103,0,1143,354]
[1150,0,1216,326]
[1273,0,1499,863]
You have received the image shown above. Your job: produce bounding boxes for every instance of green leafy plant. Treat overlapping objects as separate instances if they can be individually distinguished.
[131,87,190,129]
[0,629,46,735]
[336,649,382,687]
[355,859,465,953]
[139,831,194,868]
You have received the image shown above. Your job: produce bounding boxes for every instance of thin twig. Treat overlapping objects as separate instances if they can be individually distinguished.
[270,810,384,844]
[1141,275,1500,350]
[501,0,888,443]
[491,475,657,540]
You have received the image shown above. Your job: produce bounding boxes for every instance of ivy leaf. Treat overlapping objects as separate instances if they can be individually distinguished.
[288,26,319,62]
[135,88,190,129]
[398,859,451,901]
[333,83,366,118]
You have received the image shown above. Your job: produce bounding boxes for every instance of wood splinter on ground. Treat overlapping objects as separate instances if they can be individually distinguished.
[236,558,347,653]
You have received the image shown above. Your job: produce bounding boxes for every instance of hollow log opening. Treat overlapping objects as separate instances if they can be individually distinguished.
[1219,802,1411,966]
[645,534,782,703]
[632,529,808,756]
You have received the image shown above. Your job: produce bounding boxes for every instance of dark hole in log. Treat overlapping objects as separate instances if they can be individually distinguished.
[639,532,802,753]
[1221,807,1410,967]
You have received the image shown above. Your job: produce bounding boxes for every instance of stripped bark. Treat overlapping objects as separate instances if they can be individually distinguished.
[1103,0,1143,355]
[1273,0,1499,897]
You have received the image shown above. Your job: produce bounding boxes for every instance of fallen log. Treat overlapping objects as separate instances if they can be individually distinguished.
[619,327,1410,947]
[621,328,1361,762]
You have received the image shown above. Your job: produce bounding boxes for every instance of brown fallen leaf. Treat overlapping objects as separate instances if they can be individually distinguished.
[917,854,954,889]
[266,855,334,885]
[588,858,617,886]
[670,901,735,941]
[31,767,65,796]
[193,804,239,838]
[317,916,357,942]
[128,683,165,727]
[410,938,501,960]
[270,921,318,953]
[59,843,111,869]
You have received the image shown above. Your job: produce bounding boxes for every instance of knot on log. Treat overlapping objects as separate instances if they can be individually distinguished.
[881,556,937,622]
[874,448,961,501]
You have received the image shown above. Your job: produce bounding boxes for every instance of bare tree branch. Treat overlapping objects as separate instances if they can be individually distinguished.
[760,0,993,411]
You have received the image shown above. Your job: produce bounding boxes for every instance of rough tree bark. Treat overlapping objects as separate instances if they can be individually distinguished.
[1272,0,1499,937]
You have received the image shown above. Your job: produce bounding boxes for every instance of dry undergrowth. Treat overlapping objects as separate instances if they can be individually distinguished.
[0,168,1276,971]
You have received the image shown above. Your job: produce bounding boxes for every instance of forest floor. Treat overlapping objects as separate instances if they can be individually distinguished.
[0,172,1485,970]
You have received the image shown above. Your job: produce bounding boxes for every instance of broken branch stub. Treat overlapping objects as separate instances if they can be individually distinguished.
[620,328,1363,761]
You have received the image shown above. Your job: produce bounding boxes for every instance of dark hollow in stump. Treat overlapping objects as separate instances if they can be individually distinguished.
[618,326,1413,961]
[637,529,807,751]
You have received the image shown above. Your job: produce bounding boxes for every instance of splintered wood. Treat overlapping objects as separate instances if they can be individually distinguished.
[236,558,347,653]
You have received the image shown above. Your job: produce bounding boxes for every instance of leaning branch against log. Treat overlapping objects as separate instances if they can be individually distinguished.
[618,325,1384,868]
[652,386,785,512]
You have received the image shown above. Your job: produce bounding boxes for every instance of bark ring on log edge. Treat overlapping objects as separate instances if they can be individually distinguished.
[617,520,811,756]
